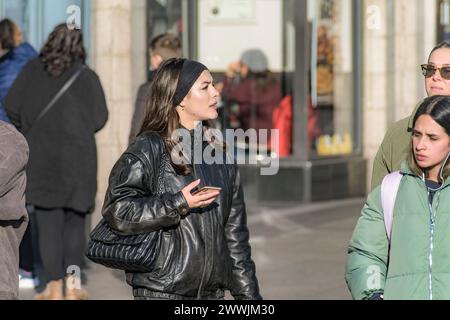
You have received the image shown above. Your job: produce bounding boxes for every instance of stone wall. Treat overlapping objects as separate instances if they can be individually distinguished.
[363,0,436,189]
[90,0,147,223]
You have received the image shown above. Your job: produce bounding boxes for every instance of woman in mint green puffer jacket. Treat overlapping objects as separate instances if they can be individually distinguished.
[346,95,450,300]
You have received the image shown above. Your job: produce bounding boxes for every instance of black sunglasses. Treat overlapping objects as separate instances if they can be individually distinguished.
[421,64,450,80]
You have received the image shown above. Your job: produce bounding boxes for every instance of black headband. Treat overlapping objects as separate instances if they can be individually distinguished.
[173,59,208,107]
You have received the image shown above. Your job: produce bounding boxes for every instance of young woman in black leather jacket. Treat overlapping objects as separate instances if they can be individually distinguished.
[102,58,262,300]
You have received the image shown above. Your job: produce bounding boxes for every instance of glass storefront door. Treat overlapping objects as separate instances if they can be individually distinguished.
[0,0,90,53]
[438,0,450,41]
[197,0,292,158]
[145,0,360,160]
[147,0,190,64]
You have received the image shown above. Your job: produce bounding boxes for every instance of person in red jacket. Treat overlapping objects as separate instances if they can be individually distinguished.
[221,49,282,148]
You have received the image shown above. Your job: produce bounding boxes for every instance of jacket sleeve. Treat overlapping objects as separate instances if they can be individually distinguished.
[101,143,189,235]
[225,165,262,300]
[371,140,390,191]
[222,77,251,104]
[371,119,399,190]
[371,117,410,190]
[4,61,32,130]
[345,187,389,300]
[129,83,151,146]
[0,124,29,221]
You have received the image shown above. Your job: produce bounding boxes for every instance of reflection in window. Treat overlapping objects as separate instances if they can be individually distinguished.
[148,0,183,51]
[212,0,293,159]
[221,48,282,154]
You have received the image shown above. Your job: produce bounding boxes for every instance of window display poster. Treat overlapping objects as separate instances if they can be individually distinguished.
[315,0,336,105]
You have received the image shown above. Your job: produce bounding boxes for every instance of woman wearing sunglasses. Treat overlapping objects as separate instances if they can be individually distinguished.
[371,42,450,188]
[346,95,450,300]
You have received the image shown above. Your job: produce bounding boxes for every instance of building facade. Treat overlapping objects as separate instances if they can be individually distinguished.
[0,0,443,207]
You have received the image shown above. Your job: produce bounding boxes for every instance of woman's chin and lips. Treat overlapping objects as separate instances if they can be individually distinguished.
[414,153,448,173]
[200,101,219,120]
[414,153,429,167]
[428,86,448,96]
[208,101,219,119]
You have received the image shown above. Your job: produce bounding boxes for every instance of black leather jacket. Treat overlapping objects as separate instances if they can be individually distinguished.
[102,131,261,300]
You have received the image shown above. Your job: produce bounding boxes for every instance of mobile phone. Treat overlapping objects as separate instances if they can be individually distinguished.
[192,186,222,195]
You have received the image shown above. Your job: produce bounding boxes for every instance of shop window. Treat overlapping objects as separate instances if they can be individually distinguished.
[148,0,183,38]
[309,0,355,157]
[438,0,450,41]
[198,0,293,159]
[147,0,185,75]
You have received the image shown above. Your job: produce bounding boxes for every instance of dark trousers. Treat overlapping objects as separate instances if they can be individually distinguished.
[34,208,86,282]
[19,216,34,272]
[19,206,46,290]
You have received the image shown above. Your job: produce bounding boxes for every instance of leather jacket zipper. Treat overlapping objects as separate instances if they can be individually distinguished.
[196,224,207,300]
[193,160,208,300]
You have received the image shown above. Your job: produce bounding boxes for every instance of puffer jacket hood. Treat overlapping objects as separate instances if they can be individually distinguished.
[101,130,261,300]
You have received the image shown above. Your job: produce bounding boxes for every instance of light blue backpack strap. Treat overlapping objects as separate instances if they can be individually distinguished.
[381,171,403,241]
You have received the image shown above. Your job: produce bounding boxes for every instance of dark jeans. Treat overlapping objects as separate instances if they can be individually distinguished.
[34,208,86,281]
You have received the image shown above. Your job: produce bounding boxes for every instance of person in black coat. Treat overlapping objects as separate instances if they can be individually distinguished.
[5,24,108,300]
[101,58,261,300]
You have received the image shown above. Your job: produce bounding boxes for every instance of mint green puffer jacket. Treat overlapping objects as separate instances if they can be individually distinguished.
[346,161,450,300]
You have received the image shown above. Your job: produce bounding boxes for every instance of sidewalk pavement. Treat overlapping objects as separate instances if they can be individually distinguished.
[19,198,364,300]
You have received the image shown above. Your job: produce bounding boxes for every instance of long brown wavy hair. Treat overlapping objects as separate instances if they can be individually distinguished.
[138,58,225,175]
[40,24,86,77]
[138,58,192,175]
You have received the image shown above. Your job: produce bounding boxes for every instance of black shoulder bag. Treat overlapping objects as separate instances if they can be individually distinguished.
[85,150,168,273]
[23,65,86,136]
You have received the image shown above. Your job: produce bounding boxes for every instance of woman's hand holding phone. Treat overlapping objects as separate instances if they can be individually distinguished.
[181,180,221,211]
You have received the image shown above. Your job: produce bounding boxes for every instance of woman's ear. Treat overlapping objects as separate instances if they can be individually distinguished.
[180,95,190,109]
